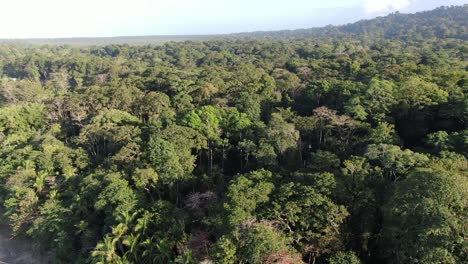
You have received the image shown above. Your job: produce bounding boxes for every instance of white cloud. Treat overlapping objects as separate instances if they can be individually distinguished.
[363,0,412,14]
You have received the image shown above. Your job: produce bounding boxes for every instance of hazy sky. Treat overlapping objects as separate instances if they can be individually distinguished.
[0,0,466,38]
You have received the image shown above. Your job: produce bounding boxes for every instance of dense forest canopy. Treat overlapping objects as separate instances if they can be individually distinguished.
[0,5,466,264]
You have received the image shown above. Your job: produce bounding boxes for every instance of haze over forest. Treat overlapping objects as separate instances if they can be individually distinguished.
[0,0,466,39]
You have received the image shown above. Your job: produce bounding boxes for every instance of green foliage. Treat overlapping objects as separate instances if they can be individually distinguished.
[363,79,397,121]
[425,130,468,154]
[382,160,467,263]
[0,7,466,263]
[370,122,400,145]
[329,251,362,264]
[181,105,222,141]
[338,156,379,258]
[0,103,45,134]
[308,150,340,172]
[77,109,141,165]
[210,236,237,264]
[236,223,293,264]
[95,172,138,223]
[4,186,39,234]
[365,144,429,181]
[132,167,158,191]
[269,172,348,258]
[1,79,51,104]
[147,136,191,186]
[397,76,448,109]
[265,113,299,155]
[223,169,275,229]
[28,197,74,259]
[211,223,299,264]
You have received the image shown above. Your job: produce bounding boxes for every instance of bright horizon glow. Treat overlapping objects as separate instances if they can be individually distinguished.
[0,0,466,38]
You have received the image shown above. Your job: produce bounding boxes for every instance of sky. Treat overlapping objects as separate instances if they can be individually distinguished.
[0,0,466,38]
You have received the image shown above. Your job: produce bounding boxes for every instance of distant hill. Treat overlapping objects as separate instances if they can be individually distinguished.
[233,5,467,41]
[0,5,466,46]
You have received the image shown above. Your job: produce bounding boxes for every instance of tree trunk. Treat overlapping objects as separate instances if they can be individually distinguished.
[209,140,213,176]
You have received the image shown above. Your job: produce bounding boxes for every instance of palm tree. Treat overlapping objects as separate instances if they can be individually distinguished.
[92,235,122,264]
[34,171,48,193]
